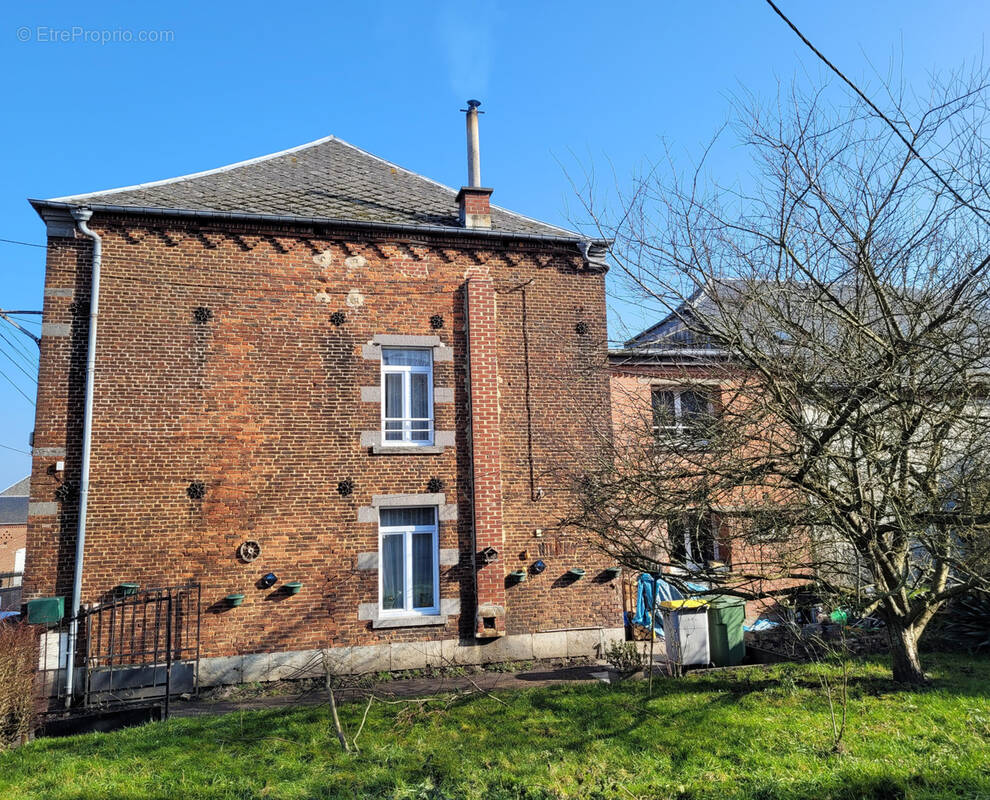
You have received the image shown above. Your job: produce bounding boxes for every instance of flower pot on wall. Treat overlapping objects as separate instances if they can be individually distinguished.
[284,582,303,595]
[508,570,527,583]
[225,593,245,607]
[117,583,140,597]
[568,568,586,579]
[603,567,622,579]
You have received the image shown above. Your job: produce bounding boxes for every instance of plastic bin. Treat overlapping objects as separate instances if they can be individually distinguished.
[707,595,746,666]
[660,599,710,667]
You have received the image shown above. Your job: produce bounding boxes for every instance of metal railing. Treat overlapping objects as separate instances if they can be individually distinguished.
[35,583,201,718]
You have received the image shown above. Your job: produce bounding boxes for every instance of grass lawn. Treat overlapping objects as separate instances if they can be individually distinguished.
[1,654,988,800]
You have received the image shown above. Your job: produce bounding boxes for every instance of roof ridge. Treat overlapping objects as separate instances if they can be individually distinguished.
[46,134,340,203]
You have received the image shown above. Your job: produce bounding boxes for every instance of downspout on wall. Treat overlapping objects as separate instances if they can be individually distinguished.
[64,206,101,706]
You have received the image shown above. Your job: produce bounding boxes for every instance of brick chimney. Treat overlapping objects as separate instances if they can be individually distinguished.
[457,100,493,229]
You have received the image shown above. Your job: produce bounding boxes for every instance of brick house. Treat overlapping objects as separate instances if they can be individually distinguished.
[24,108,623,686]
[0,476,28,611]
[609,293,810,622]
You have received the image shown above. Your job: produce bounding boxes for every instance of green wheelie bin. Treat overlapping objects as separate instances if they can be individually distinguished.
[707,595,746,666]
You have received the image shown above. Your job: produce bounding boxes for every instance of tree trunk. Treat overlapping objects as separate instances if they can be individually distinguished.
[886,620,927,685]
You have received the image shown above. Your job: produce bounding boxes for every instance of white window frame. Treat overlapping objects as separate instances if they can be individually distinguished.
[652,387,714,438]
[381,348,434,446]
[378,507,440,617]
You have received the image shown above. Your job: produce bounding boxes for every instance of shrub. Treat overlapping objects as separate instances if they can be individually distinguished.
[604,641,645,677]
[937,591,990,653]
[0,623,37,749]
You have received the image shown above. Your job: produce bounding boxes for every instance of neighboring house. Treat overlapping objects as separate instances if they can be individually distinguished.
[609,297,809,621]
[24,108,621,686]
[0,476,28,610]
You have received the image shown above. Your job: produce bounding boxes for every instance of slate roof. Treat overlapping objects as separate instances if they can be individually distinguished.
[0,497,27,526]
[0,476,29,497]
[33,136,584,241]
[0,478,28,526]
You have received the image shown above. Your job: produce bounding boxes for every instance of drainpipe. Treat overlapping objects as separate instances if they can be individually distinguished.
[64,206,101,707]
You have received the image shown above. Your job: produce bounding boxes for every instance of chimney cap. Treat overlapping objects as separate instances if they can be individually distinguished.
[462,99,483,113]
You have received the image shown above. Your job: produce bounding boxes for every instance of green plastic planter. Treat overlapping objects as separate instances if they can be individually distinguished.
[508,570,527,583]
[567,568,586,579]
[603,566,622,579]
[284,582,303,595]
[225,593,245,607]
[26,596,64,625]
[117,582,140,597]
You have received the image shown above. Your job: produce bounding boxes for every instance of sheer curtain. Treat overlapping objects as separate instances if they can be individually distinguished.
[381,534,404,610]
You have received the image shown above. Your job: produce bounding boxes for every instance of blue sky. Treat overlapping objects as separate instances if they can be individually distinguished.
[0,0,987,487]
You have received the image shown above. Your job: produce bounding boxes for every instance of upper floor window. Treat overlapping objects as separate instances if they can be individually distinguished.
[652,387,715,440]
[379,506,439,616]
[382,348,433,445]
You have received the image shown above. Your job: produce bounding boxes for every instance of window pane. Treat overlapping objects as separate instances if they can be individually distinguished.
[412,532,435,609]
[680,390,707,418]
[689,516,716,563]
[652,390,675,428]
[384,373,403,418]
[668,516,688,564]
[380,507,436,527]
[384,419,403,441]
[381,535,404,610]
[410,372,429,418]
[383,348,431,367]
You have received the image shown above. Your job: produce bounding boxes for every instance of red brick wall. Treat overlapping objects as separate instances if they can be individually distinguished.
[464,277,507,637]
[25,215,621,658]
[609,363,808,621]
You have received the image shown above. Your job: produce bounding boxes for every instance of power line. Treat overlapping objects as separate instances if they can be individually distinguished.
[0,311,40,346]
[0,366,34,405]
[0,442,30,456]
[5,315,41,328]
[0,339,38,384]
[0,326,37,367]
[0,237,45,248]
[764,0,990,228]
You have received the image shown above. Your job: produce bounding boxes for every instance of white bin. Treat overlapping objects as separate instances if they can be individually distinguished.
[660,599,710,668]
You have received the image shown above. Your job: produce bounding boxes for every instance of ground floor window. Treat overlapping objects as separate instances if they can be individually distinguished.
[379,506,439,615]
[668,513,720,571]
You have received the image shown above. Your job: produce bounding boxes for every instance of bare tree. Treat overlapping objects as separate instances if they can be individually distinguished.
[572,67,990,684]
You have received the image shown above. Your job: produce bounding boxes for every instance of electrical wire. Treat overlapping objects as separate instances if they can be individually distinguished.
[0,366,35,405]
[0,442,30,456]
[0,237,45,248]
[0,340,38,384]
[0,326,38,369]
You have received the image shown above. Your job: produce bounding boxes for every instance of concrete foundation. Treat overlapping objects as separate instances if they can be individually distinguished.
[197,627,625,687]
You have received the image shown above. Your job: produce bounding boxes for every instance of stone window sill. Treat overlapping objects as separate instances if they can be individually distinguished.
[372,615,447,629]
[372,445,447,455]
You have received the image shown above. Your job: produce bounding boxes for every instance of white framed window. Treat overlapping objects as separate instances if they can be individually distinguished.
[381,348,434,445]
[378,506,439,616]
[652,387,714,439]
